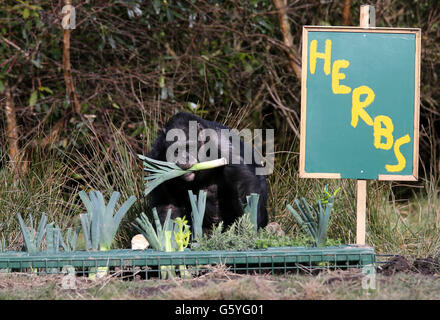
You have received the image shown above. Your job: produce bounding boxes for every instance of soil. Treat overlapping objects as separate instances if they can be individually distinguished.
[413,257,438,275]
[378,255,439,276]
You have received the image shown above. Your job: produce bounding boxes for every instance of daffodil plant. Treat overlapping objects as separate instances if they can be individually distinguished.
[173,216,192,278]
[173,216,191,252]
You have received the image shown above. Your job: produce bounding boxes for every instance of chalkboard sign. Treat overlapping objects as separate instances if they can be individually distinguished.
[300,26,421,180]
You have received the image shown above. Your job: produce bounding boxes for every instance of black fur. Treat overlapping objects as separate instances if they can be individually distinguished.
[147,112,268,232]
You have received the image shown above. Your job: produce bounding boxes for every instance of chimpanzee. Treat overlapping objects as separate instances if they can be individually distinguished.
[147,112,268,232]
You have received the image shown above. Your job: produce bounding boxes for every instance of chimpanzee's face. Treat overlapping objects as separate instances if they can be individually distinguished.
[162,121,210,182]
[169,139,198,181]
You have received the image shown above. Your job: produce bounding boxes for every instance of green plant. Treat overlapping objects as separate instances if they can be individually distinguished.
[255,231,312,249]
[173,216,192,278]
[79,190,136,279]
[194,214,257,251]
[132,208,174,252]
[79,190,136,251]
[324,238,343,247]
[188,190,206,241]
[244,193,260,232]
[320,184,341,204]
[132,208,176,278]
[17,213,47,254]
[287,194,335,247]
[46,224,80,253]
[59,227,81,252]
[174,216,191,252]
[45,223,61,254]
[138,155,227,195]
[194,212,342,251]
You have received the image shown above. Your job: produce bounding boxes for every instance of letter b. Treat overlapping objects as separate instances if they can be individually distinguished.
[373,115,394,150]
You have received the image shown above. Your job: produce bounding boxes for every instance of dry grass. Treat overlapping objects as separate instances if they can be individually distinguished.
[2,265,440,300]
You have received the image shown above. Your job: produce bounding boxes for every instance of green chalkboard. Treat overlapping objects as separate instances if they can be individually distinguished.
[300,26,421,181]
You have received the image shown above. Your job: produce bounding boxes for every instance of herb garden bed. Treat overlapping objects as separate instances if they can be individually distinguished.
[0,245,375,279]
[0,157,377,281]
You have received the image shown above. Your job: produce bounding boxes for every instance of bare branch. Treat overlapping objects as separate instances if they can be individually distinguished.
[3,82,20,171]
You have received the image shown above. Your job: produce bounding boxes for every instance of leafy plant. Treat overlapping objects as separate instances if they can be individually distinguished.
[173,216,192,279]
[79,190,136,279]
[243,193,260,232]
[59,227,81,252]
[287,188,338,247]
[138,154,227,195]
[194,212,342,251]
[188,190,206,241]
[17,213,47,254]
[46,224,80,253]
[132,208,174,252]
[79,190,136,251]
[320,184,341,204]
[132,208,176,278]
[193,214,257,251]
[45,223,61,254]
[255,231,312,249]
[174,216,191,252]
[324,238,342,247]
[193,192,265,251]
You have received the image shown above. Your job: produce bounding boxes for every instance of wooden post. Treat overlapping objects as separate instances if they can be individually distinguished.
[360,4,375,29]
[356,180,367,245]
[356,5,375,246]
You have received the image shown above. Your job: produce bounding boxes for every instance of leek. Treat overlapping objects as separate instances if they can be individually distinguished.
[46,223,63,274]
[287,195,335,247]
[138,154,227,195]
[17,213,47,254]
[188,190,206,241]
[46,223,61,254]
[79,190,136,279]
[132,208,176,279]
[244,193,260,232]
[59,226,81,252]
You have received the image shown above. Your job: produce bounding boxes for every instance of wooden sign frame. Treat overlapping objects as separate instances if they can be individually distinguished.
[299,26,421,181]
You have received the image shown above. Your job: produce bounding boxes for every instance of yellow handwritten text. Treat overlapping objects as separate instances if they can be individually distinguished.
[309,39,332,75]
[332,60,351,94]
[310,39,411,174]
[385,134,411,172]
[373,115,394,150]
